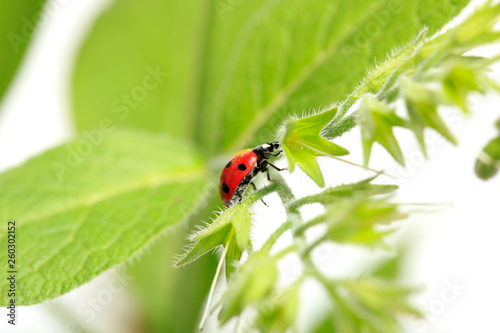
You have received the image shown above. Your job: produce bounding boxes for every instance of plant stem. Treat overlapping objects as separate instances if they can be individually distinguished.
[294,214,326,236]
[199,228,234,331]
[274,243,299,260]
[261,220,293,253]
[302,234,328,257]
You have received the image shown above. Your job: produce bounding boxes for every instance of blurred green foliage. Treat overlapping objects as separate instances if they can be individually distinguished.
[0,0,47,104]
[475,118,500,180]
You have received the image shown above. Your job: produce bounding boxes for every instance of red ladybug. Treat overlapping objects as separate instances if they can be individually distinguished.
[219,141,283,206]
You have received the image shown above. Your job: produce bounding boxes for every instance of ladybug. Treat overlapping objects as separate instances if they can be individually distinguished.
[219,141,284,206]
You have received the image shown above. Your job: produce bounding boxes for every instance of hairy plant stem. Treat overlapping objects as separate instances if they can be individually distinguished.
[323,29,432,140]
[294,214,326,236]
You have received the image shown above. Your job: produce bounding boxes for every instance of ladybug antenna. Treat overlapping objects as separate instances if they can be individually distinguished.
[329,156,399,180]
[199,229,234,331]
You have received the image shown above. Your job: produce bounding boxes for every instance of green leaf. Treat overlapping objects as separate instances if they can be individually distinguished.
[219,253,278,323]
[205,0,471,152]
[359,97,406,166]
[340,278,422,317]
[0,130,209,305]
[438,0,500,50]
[72,0,208,140]
[402,77,457,155]
[314,317,338,333]
[441,59,489,113]
[176,202,253,274]
[256,283,300,332]
[323,196,407,250]
[319,277,422,333]
[0,0,47,104]
[280,108,349,187]
[176,224,232,267]
[126,228,218,333]
[290,174,398,210]
[72,0,470,154]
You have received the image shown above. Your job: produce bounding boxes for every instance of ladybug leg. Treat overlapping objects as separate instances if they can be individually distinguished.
[271,150,282,157]
[268,162,287,172]
[236,190,243,202]
[266,169,278,184]
[250,182,268,206]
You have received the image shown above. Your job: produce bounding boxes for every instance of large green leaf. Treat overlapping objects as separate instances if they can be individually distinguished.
[72,0,470,155]
[127,225,218,333]
[0,130,209,305]
[0,0,47,105]
[200,0,471,152]
[72,0,204,139]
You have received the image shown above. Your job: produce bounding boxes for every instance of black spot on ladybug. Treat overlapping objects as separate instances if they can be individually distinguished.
[221,182,230,194]
[225,161,232,168]
[238,163,247,171]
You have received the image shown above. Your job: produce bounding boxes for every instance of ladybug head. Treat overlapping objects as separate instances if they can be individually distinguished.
[252,141,281,160]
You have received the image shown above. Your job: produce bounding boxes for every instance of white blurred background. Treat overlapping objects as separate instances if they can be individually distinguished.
[1,0,499,332]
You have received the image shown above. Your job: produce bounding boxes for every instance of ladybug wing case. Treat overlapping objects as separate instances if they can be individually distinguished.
[219,150,258,206]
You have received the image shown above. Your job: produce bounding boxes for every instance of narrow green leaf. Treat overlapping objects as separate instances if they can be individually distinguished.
[290,174,398,210]
[0,130,209,305]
